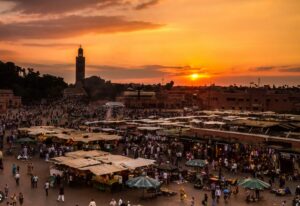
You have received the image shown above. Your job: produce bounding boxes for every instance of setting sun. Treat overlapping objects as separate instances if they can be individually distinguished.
[190,73,199,81]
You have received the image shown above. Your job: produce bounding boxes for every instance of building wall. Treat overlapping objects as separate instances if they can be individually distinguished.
[117,89,201,109]
[117,87,300,112]
[0,90,22,112]
[198,88,300,112]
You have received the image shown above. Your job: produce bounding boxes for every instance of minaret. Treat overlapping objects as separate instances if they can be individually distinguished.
[75,45,85,85]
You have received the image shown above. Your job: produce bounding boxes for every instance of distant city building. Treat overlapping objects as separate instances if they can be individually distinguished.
[117,86,300,112]
[76,45,85,85]
[117,88,199,109]
[0,89,22,112]
[197,86,300,112]
[117,90,157,108]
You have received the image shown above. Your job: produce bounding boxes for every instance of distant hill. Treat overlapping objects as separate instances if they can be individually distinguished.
[0,61,68,103]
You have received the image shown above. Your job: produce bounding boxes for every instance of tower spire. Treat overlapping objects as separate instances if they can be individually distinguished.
[76,45,85,85]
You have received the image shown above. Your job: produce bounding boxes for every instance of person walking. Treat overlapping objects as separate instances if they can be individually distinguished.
[191,196,195,206]
[18,192,24,206]
[57,185,65,202]
[215,187,221,203]
[202,193,208,206]
[33,175,38,188]
[27,162,33,175]
[118,198,123,206]
[11,194,17,206]
[11,164,16,176]
[4,184,9,199]
[109,199,117,206]
[296,185,300,196]
[44,181,50,196]
[88,198,96,206]
[15,172,20,186]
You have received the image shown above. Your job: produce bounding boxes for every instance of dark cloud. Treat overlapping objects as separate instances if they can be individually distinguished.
[249,65,300,73]
[278,67,300,73]
[1,0,160,14]
[0,15,162,40]
[88,64,205,79]
[88,64,167,79]
[135,0,161,10]
[1,0,121,14]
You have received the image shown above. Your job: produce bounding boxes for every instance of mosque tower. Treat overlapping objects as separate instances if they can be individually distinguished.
[75,45,85,85]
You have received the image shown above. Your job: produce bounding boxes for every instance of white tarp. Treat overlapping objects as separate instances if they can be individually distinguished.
[120,158,155,170]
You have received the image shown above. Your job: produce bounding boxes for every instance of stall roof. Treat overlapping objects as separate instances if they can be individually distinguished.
[67,158,100,169]
[230,119,279,128]
[81,164,127,176]
[100,128,116,132]
[94,155,132,165]
[47,132,121,142]
[190,119,203,124]
[51,156,100,169]
[165,116,197,121]
[19,126,121,142]
[50,156,73,164]
[120,158,155,170]
[18,126,72,136]
[51,151,155,173]
[65,150,108,158]
[203,121,226,125]
[159,122,183,126]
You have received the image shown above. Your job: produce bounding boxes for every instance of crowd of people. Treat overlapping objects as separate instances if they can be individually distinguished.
[1,98,300,206]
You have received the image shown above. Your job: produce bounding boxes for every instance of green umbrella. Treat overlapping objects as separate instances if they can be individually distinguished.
[185,159,207,168]
[126,175,161,198]
[239,178,270,190]
[126,175,161,189]
[16,138,36,144]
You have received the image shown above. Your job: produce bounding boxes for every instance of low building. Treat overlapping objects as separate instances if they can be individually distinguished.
[0,89,22,112]
[116,90,157,108]
[198,87,300,112]
[117,88,201,109]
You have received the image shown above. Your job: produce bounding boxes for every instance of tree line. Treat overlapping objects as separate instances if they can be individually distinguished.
[0,61,68,103]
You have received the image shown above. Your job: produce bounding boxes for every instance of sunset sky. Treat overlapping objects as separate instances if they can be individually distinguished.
[0,0,300,86]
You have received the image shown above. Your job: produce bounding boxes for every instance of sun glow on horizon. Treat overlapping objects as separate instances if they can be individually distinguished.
[190,73,199,81]
[190,73,210,81]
